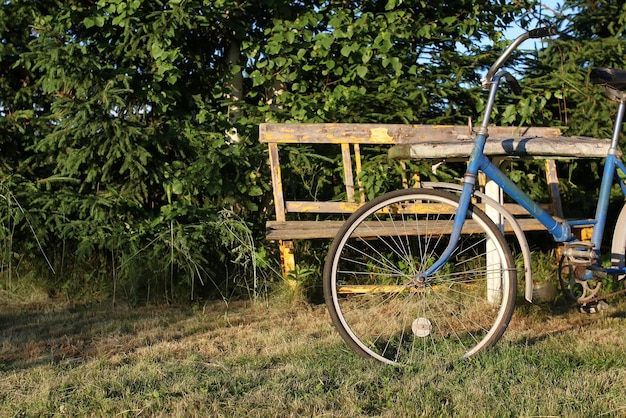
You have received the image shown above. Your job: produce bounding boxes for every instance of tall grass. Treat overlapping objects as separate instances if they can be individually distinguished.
[1,292,625,417]
[0,177,280,304]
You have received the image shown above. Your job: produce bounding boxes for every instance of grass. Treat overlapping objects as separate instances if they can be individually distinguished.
[1,288,626,417]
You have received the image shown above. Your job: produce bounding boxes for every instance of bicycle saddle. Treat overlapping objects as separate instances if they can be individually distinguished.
[591,68,626,100]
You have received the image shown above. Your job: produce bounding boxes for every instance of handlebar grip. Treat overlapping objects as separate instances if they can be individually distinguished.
[528,26,558,39]
[503,73,522,95]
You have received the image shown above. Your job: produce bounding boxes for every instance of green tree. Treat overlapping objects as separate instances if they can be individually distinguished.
[512,1,626,217]
[2,0,275,301]
[246,0,539,125]
[521,0,626,137]
[1,0,544,302]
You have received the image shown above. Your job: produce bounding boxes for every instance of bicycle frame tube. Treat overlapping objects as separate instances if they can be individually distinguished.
[419,78,503,277]
[591,152,619,250]
[591,99,626,250]
[480,157,571,241]
[615,159,626,196]
[420,73,570,278]
[420,73,626,279]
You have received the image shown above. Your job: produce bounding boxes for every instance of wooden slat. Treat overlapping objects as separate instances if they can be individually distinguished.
[259,123,562,144]
[341,143,355,202]
[545,159,564,218]
[266,219,592,241]
[285,201,362,214]
[354,143,365,203]
[388,136,615,160]
[337,285,423,294]
[284,200,550,216]
[265,218,551,240]
[337,283,475,294]
[268,142,286,222]
[286,201,456,214]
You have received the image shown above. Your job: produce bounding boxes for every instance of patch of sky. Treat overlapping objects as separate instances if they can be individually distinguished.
[452,0,562,87]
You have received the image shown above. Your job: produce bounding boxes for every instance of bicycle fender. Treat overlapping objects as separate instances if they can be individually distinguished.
[423,182,534,302]
[611,202,626,280]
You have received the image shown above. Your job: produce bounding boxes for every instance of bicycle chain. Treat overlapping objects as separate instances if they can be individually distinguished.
[579,287,626,305]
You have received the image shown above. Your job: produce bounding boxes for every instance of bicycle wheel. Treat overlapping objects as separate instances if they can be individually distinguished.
[323,188,517,366]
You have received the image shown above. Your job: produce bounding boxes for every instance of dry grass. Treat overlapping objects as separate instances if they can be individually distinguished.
[1,290,626,417]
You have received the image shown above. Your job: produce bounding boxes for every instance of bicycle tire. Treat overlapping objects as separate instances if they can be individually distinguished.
[323,188,517,366]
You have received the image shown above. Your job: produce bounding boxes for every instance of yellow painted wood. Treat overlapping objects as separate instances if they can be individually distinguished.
[284,200,545,216]
[285,201,362,213]
[278,239,297,289]
[259,123,562,144]
[268,143,285,222]
[337,283,476,294]
[337,284,422,294]
[259,123,608,282]
[354,144,365,203]
[267,143,295,288]
[341,143,355,202]
[579,227,594,242]
[545,159,564,218]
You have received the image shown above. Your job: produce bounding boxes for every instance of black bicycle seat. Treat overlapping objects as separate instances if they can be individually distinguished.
[590,68,626,91]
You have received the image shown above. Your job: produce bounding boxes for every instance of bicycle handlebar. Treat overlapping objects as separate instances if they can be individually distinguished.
[482,26,557,88]
[528,26,558,39]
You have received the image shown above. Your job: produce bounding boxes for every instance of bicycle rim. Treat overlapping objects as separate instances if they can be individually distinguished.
[323,188,517,366]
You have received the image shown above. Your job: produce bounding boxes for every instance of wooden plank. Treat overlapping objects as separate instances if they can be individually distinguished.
[265,218,551,240]
[337,283,475,294]
[268,143,286,222]
[285,201,362,213]
[266,218,591,241]
[259,123,562,144]
[286,202,459,215]
[354,143,366,203]
[388,136,615,160]
[341,143,355,202]
[284,200,549,216]
[337,285,424,294]
[545,159,564,218]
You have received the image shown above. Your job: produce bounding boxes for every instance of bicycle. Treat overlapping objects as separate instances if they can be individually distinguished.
[322,27,626,366]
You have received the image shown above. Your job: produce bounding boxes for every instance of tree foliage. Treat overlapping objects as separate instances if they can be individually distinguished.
[518,0,626,136]
[2,0,559,301]
[511,0,626,216]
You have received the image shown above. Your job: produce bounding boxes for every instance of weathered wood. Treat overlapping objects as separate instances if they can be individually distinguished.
[259,123,607,279]
[545,159,564,218]
[337,284,421,294]
[285,201,362,213]
[259,123,562,144]
[284,200,550,216]
[337,283,474,294]
[268,142,286,222]
[354,143,366,203]
[341,143,355,202]
[265,217,552,241]
[388,136,615,161]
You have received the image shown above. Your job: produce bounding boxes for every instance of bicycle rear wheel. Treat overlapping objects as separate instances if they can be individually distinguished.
[323,188,517,366]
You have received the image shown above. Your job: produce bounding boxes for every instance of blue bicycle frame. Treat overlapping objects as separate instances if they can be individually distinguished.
[421,70,626,279]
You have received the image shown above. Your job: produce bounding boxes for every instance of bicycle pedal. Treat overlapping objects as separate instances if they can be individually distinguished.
[579,300,609,314]
[562,241,597,266]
